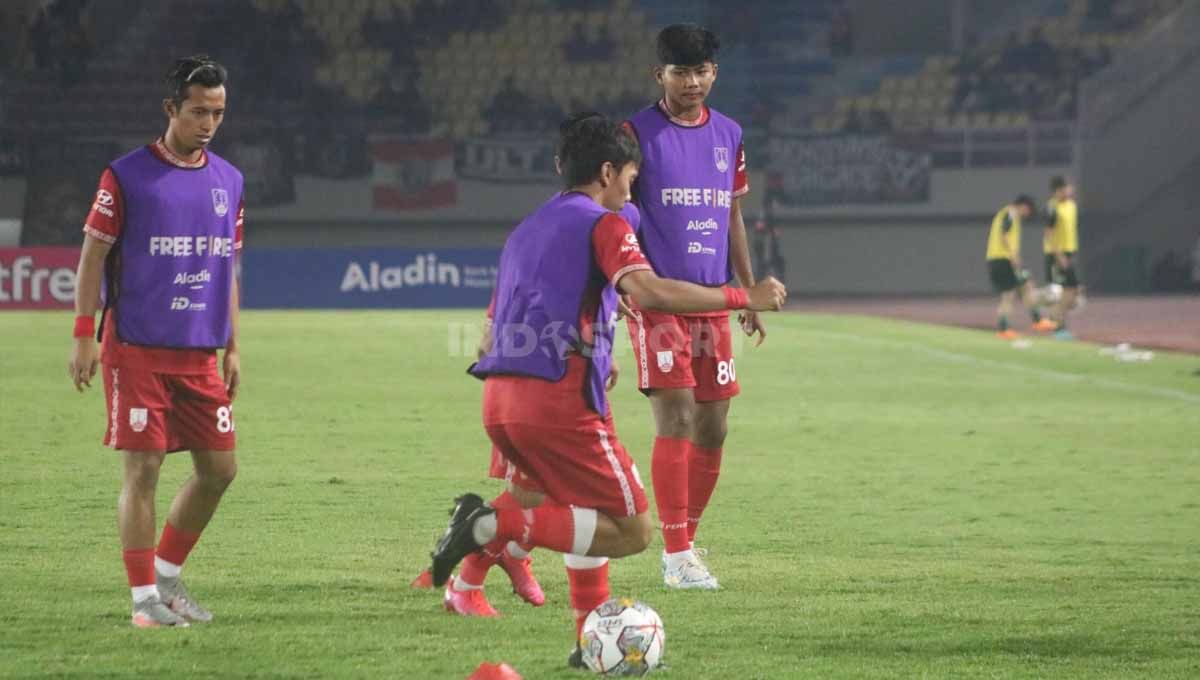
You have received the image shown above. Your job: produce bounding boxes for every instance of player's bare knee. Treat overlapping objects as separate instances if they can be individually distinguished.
[654,404,694,438]
[122,451,164,492]
[693,422,727,450]
[195,452,237,492]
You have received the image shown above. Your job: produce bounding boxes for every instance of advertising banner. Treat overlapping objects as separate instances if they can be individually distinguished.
[242,248,498,309]
[0,247,78,310]
[769,134,931,206]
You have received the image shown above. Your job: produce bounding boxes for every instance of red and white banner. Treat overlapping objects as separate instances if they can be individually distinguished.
[0,247,79,310]
[371,137,457,211]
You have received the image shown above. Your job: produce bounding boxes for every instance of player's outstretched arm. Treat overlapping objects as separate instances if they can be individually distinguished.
[618,269,786,315]
[68,234,111,391]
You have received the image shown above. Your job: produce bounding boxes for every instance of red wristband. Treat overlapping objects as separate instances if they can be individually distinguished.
[721,287,749,310]
[73,315,95,339]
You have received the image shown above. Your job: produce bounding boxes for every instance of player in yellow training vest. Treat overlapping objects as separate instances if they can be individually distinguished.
[1042,176,1082,339]
[986,195,1045,340]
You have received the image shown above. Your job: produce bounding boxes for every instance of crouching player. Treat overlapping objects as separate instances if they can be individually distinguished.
[427,113,786,665]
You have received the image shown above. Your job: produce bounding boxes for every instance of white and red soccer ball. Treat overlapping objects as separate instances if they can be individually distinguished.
[579,598,665,676]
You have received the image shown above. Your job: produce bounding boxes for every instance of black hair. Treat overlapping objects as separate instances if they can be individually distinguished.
[166,55,227,108]
[656,23,720,66]
[1049,175,1068,192]
[1014,194,1036,211]
[558,112,642,188]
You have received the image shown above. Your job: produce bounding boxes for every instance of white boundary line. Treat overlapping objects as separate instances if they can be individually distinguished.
[810,330,1200,405]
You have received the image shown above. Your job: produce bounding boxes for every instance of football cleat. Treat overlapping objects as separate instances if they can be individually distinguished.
[131,595,190,628]
[1054,329,1075,341]
[410,569,434,589]
[444,578,500,617]
[662,553,720,590]
[157,575,212,623]
[1032,319,1058,333]
[567,642,586,669]
[497,553,545,607]
[996,329,1020,340]
[430,493,490,587]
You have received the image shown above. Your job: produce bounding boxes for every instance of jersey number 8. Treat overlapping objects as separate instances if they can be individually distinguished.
[716,359,737,386]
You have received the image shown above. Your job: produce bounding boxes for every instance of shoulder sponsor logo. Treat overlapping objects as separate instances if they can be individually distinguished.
[714,146,730,172]
[656,350,674,373]
[211,188,229,217]
[620,232,642,254]
[92,189,115,218]
[129,408,148,433]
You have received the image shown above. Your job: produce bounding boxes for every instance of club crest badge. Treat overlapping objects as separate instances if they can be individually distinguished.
[656,351,674,373]
[212,188,229,217]
[129,408,148,433]
[713,146,729,172]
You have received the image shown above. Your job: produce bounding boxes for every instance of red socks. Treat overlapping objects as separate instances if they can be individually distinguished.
[686,445,723,543]
[156,523,201,569]
[565,557,610,637]
[122,548,155,587]
[495,502,586,554]
[459,542,503,587]
[652,437,691,553]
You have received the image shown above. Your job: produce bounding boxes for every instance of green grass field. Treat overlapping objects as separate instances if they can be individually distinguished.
[2,310,1199,679]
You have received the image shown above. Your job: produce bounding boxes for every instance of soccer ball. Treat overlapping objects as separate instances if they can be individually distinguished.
[579,598,665,676]
[1037,283,1063,306]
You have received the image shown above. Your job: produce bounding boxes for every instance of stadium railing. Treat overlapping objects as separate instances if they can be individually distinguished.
[929,122,1075,169]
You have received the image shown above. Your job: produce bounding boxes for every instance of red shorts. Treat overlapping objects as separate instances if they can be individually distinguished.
[626,309,741,402]
[488,445,542,491]
[102,364,236,453]
[487,411,619,494]
[485,420,648,519]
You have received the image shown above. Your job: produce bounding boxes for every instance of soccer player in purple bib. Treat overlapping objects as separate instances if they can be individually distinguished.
[622,24,760,589]
[67,56,244,628]
[427,114,786,665]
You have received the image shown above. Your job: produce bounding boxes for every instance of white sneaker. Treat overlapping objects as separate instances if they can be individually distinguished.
[662,551,720,590]
[131,595,189,628]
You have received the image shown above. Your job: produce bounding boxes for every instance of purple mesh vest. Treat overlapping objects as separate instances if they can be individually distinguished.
[627,104,742,285]
[470,194,636,417]
[108,146,243,349]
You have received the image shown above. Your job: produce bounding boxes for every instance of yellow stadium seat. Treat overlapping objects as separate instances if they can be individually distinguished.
[970,112,993,128]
